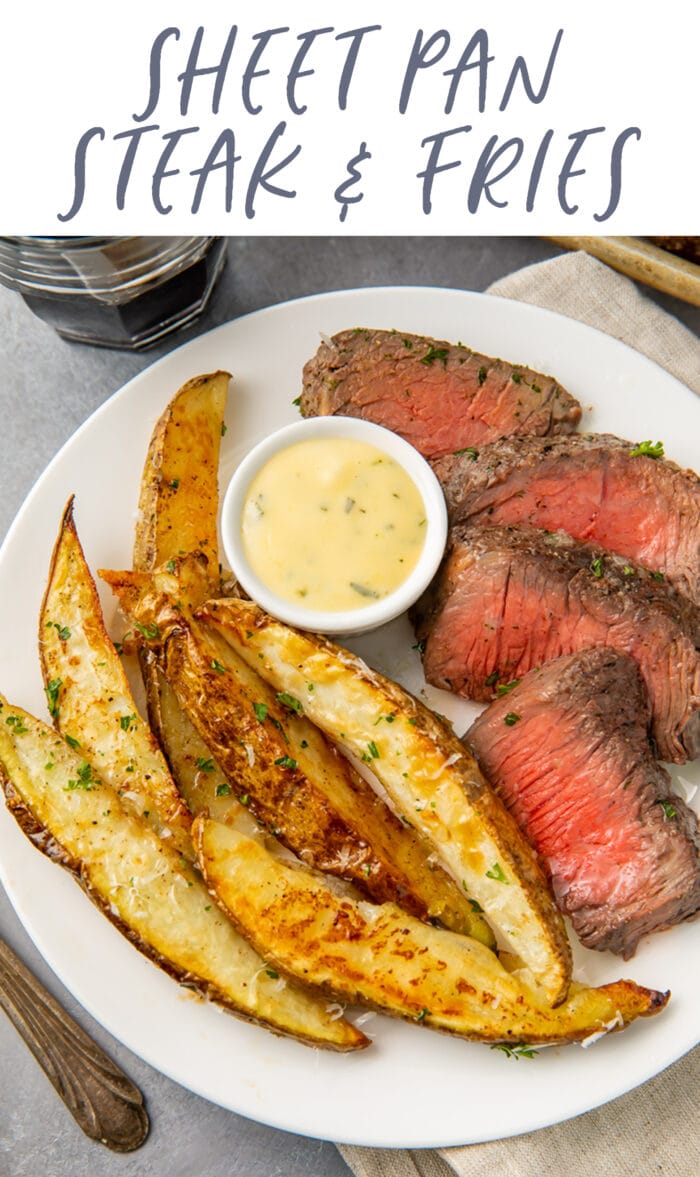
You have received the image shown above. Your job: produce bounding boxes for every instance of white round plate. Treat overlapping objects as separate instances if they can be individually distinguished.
[0,287,698,1148]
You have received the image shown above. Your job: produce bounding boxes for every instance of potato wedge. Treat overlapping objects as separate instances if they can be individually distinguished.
[39,499,192,861]
[199,599,573,1006]
[100,564,494,942]
[133,371,229,774]
[194,815,668,1044]
[0,696,367,1052]
[133,370,229,577]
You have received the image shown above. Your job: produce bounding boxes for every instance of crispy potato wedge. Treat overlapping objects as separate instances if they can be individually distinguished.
[133,370,229,577]
[39,499,192,861]
[146,667,241,822]
[194,815,668,1044]
[199,599,573,1006]
[0,696,367,1052]
[133,371,229,775]
[100,564,494,943]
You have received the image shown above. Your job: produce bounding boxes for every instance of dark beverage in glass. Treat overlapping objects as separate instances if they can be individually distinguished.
[0,237,226,350]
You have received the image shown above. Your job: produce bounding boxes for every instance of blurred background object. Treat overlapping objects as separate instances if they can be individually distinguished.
[0,237,226,349]
[547,236,700,307]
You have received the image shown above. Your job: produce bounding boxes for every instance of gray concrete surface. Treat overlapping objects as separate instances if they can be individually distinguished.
[0,238,698,1177]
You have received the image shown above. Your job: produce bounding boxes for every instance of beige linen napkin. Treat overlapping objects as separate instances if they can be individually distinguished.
[339,251,700,1177]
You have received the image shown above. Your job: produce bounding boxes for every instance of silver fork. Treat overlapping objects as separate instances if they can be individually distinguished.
[0,937,149,1152]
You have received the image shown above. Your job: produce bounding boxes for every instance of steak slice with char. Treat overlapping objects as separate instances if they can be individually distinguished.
[465,648,700,957]
[410,525,700,764]
[431,433,700,605]
[300,328,581,459]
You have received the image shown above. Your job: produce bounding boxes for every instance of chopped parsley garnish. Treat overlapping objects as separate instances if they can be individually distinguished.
[491,1043,538,1059]
[211,659,227,674]
[215,783,231,797]
[274,756,298,770]
[276,692,303,714]
[265,966,280,978]
[45,678,62,718]
[453,446,479,460]
[168,478,180,489]
[503,713,520,726]
[630,440,664,459]
[292,396,301,407]
[590,557,604,578]
[414,1007,431,1022]
[657,800,677,820]
[468,898,484,913]
[64,761,97,792]
[622,565,635,576]
[119,714,137,731]
[253,702,268,723]
[64,734,81,750]
[221,422,228,436]
[350,582,380,599]
[477,366,487,385]
[412,640,425,654]
[496,680,520,696]
[270,717,288,741]
[650,571,665,581]
[367,741,380,759]
[133,621,160,641]
[420,345,449,366]
[484,671,499,687]
[165,559,177,574]
[511,371,522,384]
[374,712,396,725]
[196,757,215,773]
[46,621,71,641]
[486,862,509,883]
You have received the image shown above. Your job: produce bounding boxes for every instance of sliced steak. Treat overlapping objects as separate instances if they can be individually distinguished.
[411,525,700,764]
[466,648,700,957]
[431,433,700,605]
[300,328,581,459]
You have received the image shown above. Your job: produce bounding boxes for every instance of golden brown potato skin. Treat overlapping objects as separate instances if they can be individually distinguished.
[199,598,573,1007]
[39,497,192,859]
[0,696,368,1053]
[195,815,668,1045]
[133,371,229,577]
[132,371,229,780]
[100,562,493,942]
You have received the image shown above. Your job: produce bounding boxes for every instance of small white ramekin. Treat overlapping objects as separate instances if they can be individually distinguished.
[220,416,448,635]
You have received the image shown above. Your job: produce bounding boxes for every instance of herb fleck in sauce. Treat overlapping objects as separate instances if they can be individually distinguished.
[241,438,427,611]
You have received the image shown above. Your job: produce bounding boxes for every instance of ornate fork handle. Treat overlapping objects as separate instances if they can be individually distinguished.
[0,937,149,1152]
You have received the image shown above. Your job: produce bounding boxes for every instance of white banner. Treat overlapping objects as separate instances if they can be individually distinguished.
[0,1,697,233]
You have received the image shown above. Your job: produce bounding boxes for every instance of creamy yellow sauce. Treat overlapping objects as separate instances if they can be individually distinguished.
[241,438,427,611]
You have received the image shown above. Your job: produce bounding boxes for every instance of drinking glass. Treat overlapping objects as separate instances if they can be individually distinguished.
[0,237,226,350]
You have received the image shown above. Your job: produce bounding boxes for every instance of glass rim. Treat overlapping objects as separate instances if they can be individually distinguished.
[0,236,217,297]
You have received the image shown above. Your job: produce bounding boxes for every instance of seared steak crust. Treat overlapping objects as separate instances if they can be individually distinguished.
[411,525,700,764]
[466,648,700,957]
[431,433,700,605]
[300,329,581,459]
